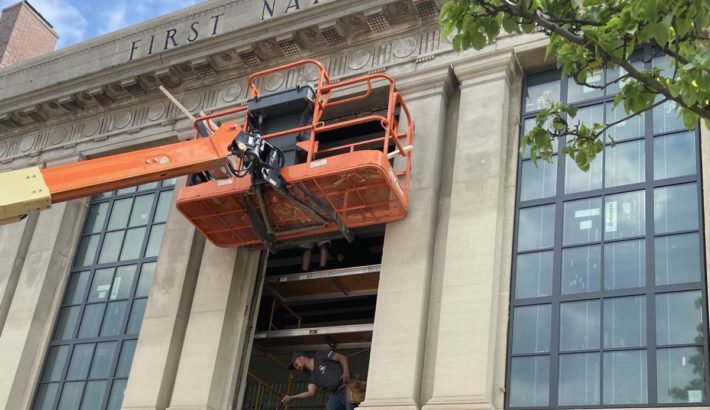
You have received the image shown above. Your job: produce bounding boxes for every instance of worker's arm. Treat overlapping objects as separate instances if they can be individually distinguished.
[332,352,351,385]
[282,383,317,403]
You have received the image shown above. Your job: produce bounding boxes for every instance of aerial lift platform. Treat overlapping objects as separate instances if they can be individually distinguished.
[0,60,414,251]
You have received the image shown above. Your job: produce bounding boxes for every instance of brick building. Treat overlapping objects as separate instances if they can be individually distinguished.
[0,1,57,69]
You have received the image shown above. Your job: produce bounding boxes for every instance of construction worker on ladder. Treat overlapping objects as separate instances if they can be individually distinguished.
[282,350,352,410]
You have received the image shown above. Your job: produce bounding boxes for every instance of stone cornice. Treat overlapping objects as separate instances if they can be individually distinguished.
[453,48,520,89]
[395,64,457,101]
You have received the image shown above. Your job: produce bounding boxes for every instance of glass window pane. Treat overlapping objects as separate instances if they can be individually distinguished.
[63,271,90,305]
[83,202,109,234]
[605,140,645,187]
[656,291,704,345]
[509,356,549,407]
[520,158,557,201]
[145,224,166,258]
[603,350,648,405]
[126,299,148,335]
[162,178,177,186]
[604,190,645,240]
[81,381,108,410]
[100,301,129,337]
[560,300,600,351]
[653,98,686,134]
[654,131,697,180]
[116,186,137,195]
[655,183,698,234]
[512,305,551,354]
[33,383,60,410]
[88,268,114,302]
[563,197,601,246]
[154,190,174,223]
[515,252,553,299]
[78,303,106,339]
[89,341,118,379]
[110,265,137,300]
[53,306,80,340]
[655,233,701,285]
[604,296,646,348]
[135,262,156,298]
[66,343,94,380]
[41,345,70,381]
[107,379,128,410]
[522,118,558,158]
[129,194,155,227]
[74,235,100,267]
[657,347,707,403]
[138,182,159,191]
[606,102,644,142]
[119,228,146,261]
[57,381,84,410]
[107,198,134,230]
[525,76,560,112]
[517,205,555,252]
[561,245,600,294]
[558,353,600,405]
[565,152,603,194]
[115,340,137,378]
[98,231,125,264]
[568,70,604,102]
[604,239,645,290]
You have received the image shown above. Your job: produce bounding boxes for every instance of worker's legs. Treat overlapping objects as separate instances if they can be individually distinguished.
[325,389,352,410]
[318,242,329,268]
[301,247,312,271]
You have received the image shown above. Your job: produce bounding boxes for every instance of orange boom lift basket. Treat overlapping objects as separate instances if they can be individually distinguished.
[175,60,414,250]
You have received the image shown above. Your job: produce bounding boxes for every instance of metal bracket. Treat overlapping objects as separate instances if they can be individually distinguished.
[296,183,354,243]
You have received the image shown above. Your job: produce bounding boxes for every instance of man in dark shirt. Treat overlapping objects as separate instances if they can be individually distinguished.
[282,350,353,410]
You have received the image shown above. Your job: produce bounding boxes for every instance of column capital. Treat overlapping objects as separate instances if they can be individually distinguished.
[396,64,458,102]
[453,48,522,90]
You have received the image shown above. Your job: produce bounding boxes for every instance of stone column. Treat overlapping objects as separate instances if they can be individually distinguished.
[167,245,262,410]
[0,212,38,334]
[121,180,206,410]
[0,199,88,409]
[358,66,455,410]
[422,50,521,410]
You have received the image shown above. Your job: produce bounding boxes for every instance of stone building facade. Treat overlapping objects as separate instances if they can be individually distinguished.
[0,1,707,410]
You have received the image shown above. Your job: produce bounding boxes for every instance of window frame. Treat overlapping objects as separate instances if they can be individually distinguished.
[506,48,710,409]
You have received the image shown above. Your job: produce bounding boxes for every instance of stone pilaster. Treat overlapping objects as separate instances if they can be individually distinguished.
[0,212,37,334]
[358,65,455,410]
[167,244,261,410]
[0,199,87,409]
[121,179,206,410]
[422,50,521,410]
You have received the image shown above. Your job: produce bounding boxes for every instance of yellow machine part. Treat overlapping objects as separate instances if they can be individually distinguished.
[0,166,52,225]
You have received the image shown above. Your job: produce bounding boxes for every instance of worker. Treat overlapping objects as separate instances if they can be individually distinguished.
[301,240,330,271]
[282,350,352,410]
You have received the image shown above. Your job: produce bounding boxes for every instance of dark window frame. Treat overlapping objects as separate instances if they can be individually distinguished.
[506,47,710,409]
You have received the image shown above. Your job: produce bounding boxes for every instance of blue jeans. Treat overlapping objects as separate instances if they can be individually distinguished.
[325,388,354,410]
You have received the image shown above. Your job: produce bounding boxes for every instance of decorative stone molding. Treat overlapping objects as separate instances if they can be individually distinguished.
[276,34,303,57]
[319,21,346,46]
[364,7,391,33]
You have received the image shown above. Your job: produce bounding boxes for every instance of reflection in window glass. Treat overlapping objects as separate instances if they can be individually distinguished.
[653,98,686,134]
[100,301,129,337]
[154,191,174,223]
[654,131,696,180]
[561,245,600,294]
[604,190,645,240]
[135,263,156,298]
[40,346,69,382]
[512,305,551,354]
[657,347,707,403]
[515,252,553,299]
[603,350,647,404]
[83,202,109,234]
[119,227,146,261]
[565,152,602,193]
[99,231,125,264]
[655,234,701,286]
[126,298,148,334]
[66,343,94,380]
[53,306,80,341]
[563,197,601,246]
[33,384,60,410]
[568,70,604,102]
[57,382,84,410]
[128,194,155,227]
[606,102,644,142]
[63,271,90,305]
[560,300,600,351]
[518,205,555,252]
[656,291,704,346]
[605,141,645,187]
[604,296,646,348]
[558,353,600,405]
[510,356,549,407]
[74,235,100,267]
[145,224,165,258]
[78,304,105,339]
[89,342,118,379]
[81,381,108,410]
[520,158,557,201]
[604,240,645,289]
[88,268,114,302]
[115,340,137,378]
[654,183,698,234]
[107,198,133,230]
[107,379,128,410]
[110,265,137,300]
[525,77,560,112]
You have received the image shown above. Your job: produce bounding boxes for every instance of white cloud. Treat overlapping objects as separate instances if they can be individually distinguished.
[0,0,89,48]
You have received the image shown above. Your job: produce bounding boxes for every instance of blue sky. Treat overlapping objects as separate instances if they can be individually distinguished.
[0,0,204,48]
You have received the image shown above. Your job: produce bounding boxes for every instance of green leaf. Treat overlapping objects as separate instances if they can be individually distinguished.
[452,36,462,51]
[502,15,518,33]
[471,31,487,50]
